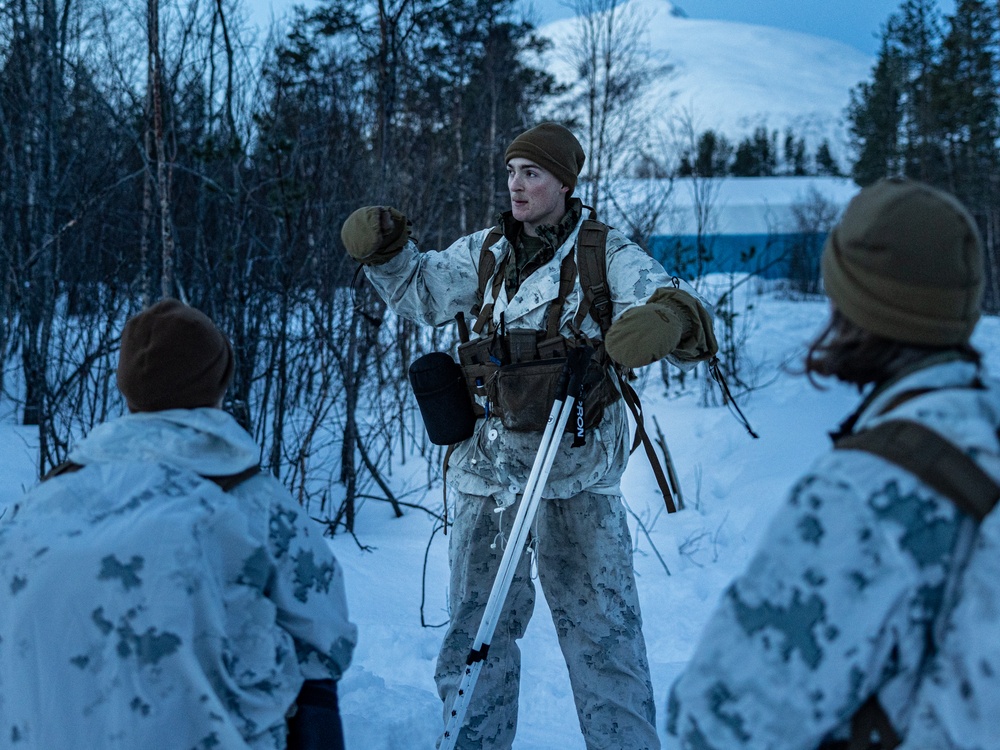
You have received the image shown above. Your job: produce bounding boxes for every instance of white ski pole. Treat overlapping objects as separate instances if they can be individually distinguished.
[440,347,593,750]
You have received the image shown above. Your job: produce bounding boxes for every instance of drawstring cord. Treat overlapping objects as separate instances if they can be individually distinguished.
[709,356,759,439]
[351,265,383,327]
[491,503,508,550]
[526,517,540,581]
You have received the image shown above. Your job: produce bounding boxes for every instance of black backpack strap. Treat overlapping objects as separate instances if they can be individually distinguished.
[835,419,1000,522]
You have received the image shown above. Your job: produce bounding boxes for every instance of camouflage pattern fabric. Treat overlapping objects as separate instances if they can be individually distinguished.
[365,213,707,508]
[435,489,658,750]
[904,394,1000,749]
[364,213,706,748]
[666,358,1000,750]
[0,408,357,750]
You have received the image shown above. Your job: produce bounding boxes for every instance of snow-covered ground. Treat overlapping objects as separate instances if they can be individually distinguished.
[3,280,998,748]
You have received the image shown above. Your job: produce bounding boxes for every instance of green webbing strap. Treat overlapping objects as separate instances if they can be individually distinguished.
[573,219,612,335]
[615,369,678,514]
[835,419,1000,522]
[41,460,85,481]
[475,219,611,338]
[547,252,579,340]
[472,227,504,335]
[204,465,262,492]
[833,418,1000,750]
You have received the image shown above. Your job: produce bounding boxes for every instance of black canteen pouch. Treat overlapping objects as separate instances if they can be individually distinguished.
[408,352,478,445]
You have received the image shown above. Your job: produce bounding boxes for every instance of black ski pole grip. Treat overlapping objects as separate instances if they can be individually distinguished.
[567,346,593,400]
[554,359,573,402]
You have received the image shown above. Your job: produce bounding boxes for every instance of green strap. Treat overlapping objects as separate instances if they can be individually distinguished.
[474,219,610,338]
[834,418,1000,750]
[546,252,579,340]
[43,460,262,493]
[835,419,1000,522]
[472,227,504,335]
[573,219,612,335]
[615,369,678,514]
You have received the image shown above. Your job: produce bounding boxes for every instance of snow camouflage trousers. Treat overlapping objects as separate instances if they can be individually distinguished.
[435,489,659,750]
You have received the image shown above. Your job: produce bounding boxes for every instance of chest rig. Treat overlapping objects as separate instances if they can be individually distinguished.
[448,215,681,513]
[456,218,619,434]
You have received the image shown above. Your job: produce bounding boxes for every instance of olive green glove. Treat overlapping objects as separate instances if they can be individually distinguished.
[341,206,410,265]
[604,287,718,368]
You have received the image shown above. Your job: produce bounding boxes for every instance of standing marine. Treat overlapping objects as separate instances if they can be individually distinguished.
[341,122,718,749]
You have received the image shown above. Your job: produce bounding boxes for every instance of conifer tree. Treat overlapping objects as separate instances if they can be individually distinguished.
[848,34,905,185]
[930,0,999,198]
[815,140,843,176]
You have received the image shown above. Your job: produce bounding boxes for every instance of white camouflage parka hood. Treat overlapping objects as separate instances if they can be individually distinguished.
[0,408,357,750]
[666,356,1000,749]
[365,211,707,507]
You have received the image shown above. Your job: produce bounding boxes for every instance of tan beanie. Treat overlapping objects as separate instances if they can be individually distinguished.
[117,298,234,412]
[504,123,586,192]
[821,177,984,346]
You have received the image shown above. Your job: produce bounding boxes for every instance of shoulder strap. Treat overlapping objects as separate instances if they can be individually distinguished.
[204,465,262,492]
[844,694,902,750]
[834,418,1000,750]
[575,218,679,513]
[42,460,262,493]
[41,460,85,481]
[573,219,612,335]
[614,369,678,514]
[835,419,1000,522]
[471,227,504,334]
[546,251,579,340]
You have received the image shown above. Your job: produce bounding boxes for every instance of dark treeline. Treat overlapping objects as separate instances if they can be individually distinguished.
[1,0,998,530]
[0,0,559,521]
[675,127,844,179]
[848,0,1000,309]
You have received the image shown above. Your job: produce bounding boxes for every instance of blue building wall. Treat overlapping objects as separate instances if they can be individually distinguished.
[650,232,829,283]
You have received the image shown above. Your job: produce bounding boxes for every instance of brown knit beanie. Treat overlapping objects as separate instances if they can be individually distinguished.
[117,298,234,413]
[821,177,984,346]
[505,123,586,192]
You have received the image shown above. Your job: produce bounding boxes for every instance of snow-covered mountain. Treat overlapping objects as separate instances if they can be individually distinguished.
[538,0,874,167]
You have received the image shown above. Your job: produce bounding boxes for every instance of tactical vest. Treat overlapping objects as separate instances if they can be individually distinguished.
[456,217,619,433]
[455,216,680,513]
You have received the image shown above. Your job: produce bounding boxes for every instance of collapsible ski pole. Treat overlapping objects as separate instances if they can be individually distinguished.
[440,347,593,750]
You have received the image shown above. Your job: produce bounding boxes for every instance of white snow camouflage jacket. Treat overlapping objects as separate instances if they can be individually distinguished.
[365,214,707,506]
[0,408,357,750]
[666,356,1000,749]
